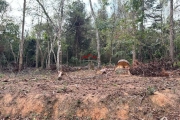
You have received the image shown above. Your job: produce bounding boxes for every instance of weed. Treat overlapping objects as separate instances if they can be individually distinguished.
[104,84,108,88]
[76,99,82,107]
[62,86,67,92]
[147,86,155,95]
[86,117,92,120]
[57,86,67,93]
[0,73,4,78]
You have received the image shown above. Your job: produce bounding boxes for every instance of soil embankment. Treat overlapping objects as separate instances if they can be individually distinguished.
[0,69,180,119]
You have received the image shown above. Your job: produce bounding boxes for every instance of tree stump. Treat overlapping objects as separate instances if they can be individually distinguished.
[115,59,131,75]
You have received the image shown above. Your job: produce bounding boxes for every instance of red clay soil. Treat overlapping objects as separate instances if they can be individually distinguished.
[0,68,180,120]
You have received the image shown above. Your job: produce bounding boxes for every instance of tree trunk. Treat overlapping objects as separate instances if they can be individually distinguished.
[10,42,17,63]
[169,0,174,63]
[47,40,56,69]
[19,0,26,71]
[132,43,136,64]
[36,0,64,71]
[47,40,50,69]
[57,39,62,71]
[56,0,65,71]
[132,11,136,65]
[89,0,101,68]
[138,0,144,62]
[109,2,116,64]
[35,34,40,68]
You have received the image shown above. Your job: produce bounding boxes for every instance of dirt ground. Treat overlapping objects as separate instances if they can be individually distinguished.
[0,68,180,120]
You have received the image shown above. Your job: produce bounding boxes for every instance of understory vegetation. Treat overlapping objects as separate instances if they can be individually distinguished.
[0,0,179,70]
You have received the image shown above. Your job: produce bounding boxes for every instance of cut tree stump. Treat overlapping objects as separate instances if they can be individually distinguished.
[115,59,131,75]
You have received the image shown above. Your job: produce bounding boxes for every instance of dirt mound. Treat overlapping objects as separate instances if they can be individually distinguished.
[0,69,180,119]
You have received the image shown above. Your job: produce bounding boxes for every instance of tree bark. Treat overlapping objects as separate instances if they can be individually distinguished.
[89,0,101,68]
[138,0,144,62]
[109,2,116,64]
[10,42,17,63]
[36,0,64,71]
[56,0,65,71]
[169,0,174,63]
[19,0,26,71]
[35,32,40,68]
[36,0,54,26]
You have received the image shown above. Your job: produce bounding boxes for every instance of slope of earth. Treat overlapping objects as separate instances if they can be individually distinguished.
[0,68,180,120]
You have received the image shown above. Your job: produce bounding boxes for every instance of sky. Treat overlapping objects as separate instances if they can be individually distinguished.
[5,0,180,32]
[5,0,99,32]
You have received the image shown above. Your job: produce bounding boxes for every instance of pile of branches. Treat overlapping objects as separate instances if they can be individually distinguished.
[130,59,174,77]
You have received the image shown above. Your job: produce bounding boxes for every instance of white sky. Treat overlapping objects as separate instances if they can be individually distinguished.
[5,0,180,31]
[5,0,99,32]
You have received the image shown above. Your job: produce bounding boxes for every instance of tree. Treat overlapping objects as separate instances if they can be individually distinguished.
[89,0,101,68]
[0,0,8,23]
[36,0,65,71]
[19,0,26,71]
[56,0,65,71]
[169,0,174,63]
[65,0,92,65]
[0,0,9,55]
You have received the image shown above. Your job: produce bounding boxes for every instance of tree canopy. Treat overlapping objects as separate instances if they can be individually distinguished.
[0,0,180,70]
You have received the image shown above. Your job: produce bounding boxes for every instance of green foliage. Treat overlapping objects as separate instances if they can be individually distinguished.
[0,22,20,66]
[147,86,156,95]
[0,0,180,69]
[0,0,8,13]
[65,0,92,65]
[24,38,36,67]
[0,73,4,78]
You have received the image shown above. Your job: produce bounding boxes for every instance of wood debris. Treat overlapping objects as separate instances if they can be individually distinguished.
[96,68,107,75]
[58,71,63,80]
[130,59,174,77]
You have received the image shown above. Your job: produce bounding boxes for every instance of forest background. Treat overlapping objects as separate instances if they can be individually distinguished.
[0,0,180,71]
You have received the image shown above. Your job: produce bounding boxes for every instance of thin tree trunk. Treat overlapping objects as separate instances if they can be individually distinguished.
[89,0,101,68]
[39,46,45,69]
[36,33,40,68]
[169,0,174,63]
[109,1,116,64]
[47,41,50,69]
[36,4,41,68]
[19,0,26,71]
[47,41,56,69]
[138,0,144,62]
[132,11,136,64]
[132,42,136,64]
[57,39,62,71]
[56,0,65,71]
[36,0,64,71]
[10,42,17,63]
[66,47,69,65]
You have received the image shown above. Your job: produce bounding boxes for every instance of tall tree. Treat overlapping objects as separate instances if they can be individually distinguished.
[0,0,8,23]
[89,0,101,68]
[169,0,174,63]
[36,0,65,71]
[19,0,26,71]
[0,0,9,55]
[65,0,91,64]
[56,0,65,71]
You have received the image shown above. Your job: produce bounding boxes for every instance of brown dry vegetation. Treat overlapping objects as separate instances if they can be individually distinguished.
[0,68,180,120]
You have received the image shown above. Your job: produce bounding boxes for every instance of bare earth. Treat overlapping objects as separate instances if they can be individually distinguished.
[0,68,180,120]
